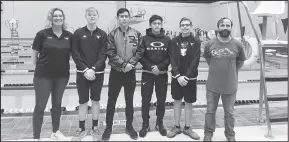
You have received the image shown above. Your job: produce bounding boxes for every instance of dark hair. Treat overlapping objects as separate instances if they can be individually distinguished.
[217,17,233,28]
[117,8,130,17]
[45,8,67,29]
[149,15,163,24]
[179,17,192,27]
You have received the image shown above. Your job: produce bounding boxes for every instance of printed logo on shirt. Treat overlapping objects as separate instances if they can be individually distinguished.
[64,37,69,40]
[180,42,188,49]
[181,48,187,56]
[47,36,53,39]
[147,47,167,51]
[83,35,87,38]
[150,42,164,48]
[96,35,101,39]
[177,41,194,48]
[128,36,138,47]
[210,48,236,57]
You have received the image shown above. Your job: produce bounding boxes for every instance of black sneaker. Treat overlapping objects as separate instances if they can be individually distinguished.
[125,126,138,140]
[102,127,112,141]
[155,123,167,136]
[139,124,150,138]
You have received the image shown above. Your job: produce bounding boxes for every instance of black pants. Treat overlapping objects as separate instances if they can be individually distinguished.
[141,72,168,125]
[32,76,69,139]
[171,78,197,103]
[105,69,136,128]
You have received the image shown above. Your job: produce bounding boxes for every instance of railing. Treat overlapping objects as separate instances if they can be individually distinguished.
[107,16,117,34]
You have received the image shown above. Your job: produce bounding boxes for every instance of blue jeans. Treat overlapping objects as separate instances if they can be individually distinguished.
[204,88,237,139]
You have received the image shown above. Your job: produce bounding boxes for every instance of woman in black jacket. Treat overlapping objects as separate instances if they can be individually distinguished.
[167,17,201,140]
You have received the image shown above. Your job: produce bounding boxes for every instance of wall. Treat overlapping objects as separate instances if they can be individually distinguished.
[1,1,288,40]
[209,1,288,40]
[126,1,211,35]
[1,1,212,38]
[1,1,117,38]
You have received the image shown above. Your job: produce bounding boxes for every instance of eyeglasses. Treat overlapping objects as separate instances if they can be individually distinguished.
[119,15,129,18]
[180,24,191,27]
[152,22,162,25]
[52,15,63,18]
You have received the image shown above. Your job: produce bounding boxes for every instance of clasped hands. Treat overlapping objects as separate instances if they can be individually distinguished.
[84,69,96,81]
[177,76,188,87]
[151,65,160,75]
[121,63,135,73]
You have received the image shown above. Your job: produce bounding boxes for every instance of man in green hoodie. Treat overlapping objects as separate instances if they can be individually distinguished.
[138,15,171,138]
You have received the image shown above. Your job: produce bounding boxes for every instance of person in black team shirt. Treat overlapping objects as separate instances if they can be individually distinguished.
[167,17,201,140]
[71,7,107,141]
[32,8,71,141]
[102,8,144,141]
[138,15,170,138]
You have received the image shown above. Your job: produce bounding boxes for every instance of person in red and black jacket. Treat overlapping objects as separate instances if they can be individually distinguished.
[138,15,170,138]
[167,17,201,140]
[71,7,107,141]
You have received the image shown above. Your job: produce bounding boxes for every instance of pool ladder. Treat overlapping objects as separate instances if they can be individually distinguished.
[257,42,288,139]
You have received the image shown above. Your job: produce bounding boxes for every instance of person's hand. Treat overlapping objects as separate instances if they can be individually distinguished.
[84,69,96,80]
[177,76,188,87]
[151,65,160,75]
[124,63,134,72]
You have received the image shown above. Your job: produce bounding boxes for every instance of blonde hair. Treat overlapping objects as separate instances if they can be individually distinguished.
[85,7,99,17]
[45,8,67,29]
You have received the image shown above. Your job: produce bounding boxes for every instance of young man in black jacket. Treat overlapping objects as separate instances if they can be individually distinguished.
[71,7,107,141]
[167,17,201,140]
[138,15,171,138]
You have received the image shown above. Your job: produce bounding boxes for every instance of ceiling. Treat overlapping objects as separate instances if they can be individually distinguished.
[152,1,218,4]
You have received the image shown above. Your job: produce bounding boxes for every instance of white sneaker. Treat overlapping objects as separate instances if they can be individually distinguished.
[71,128,88,141]
[51,130,67,141]
[91,126,101,141]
